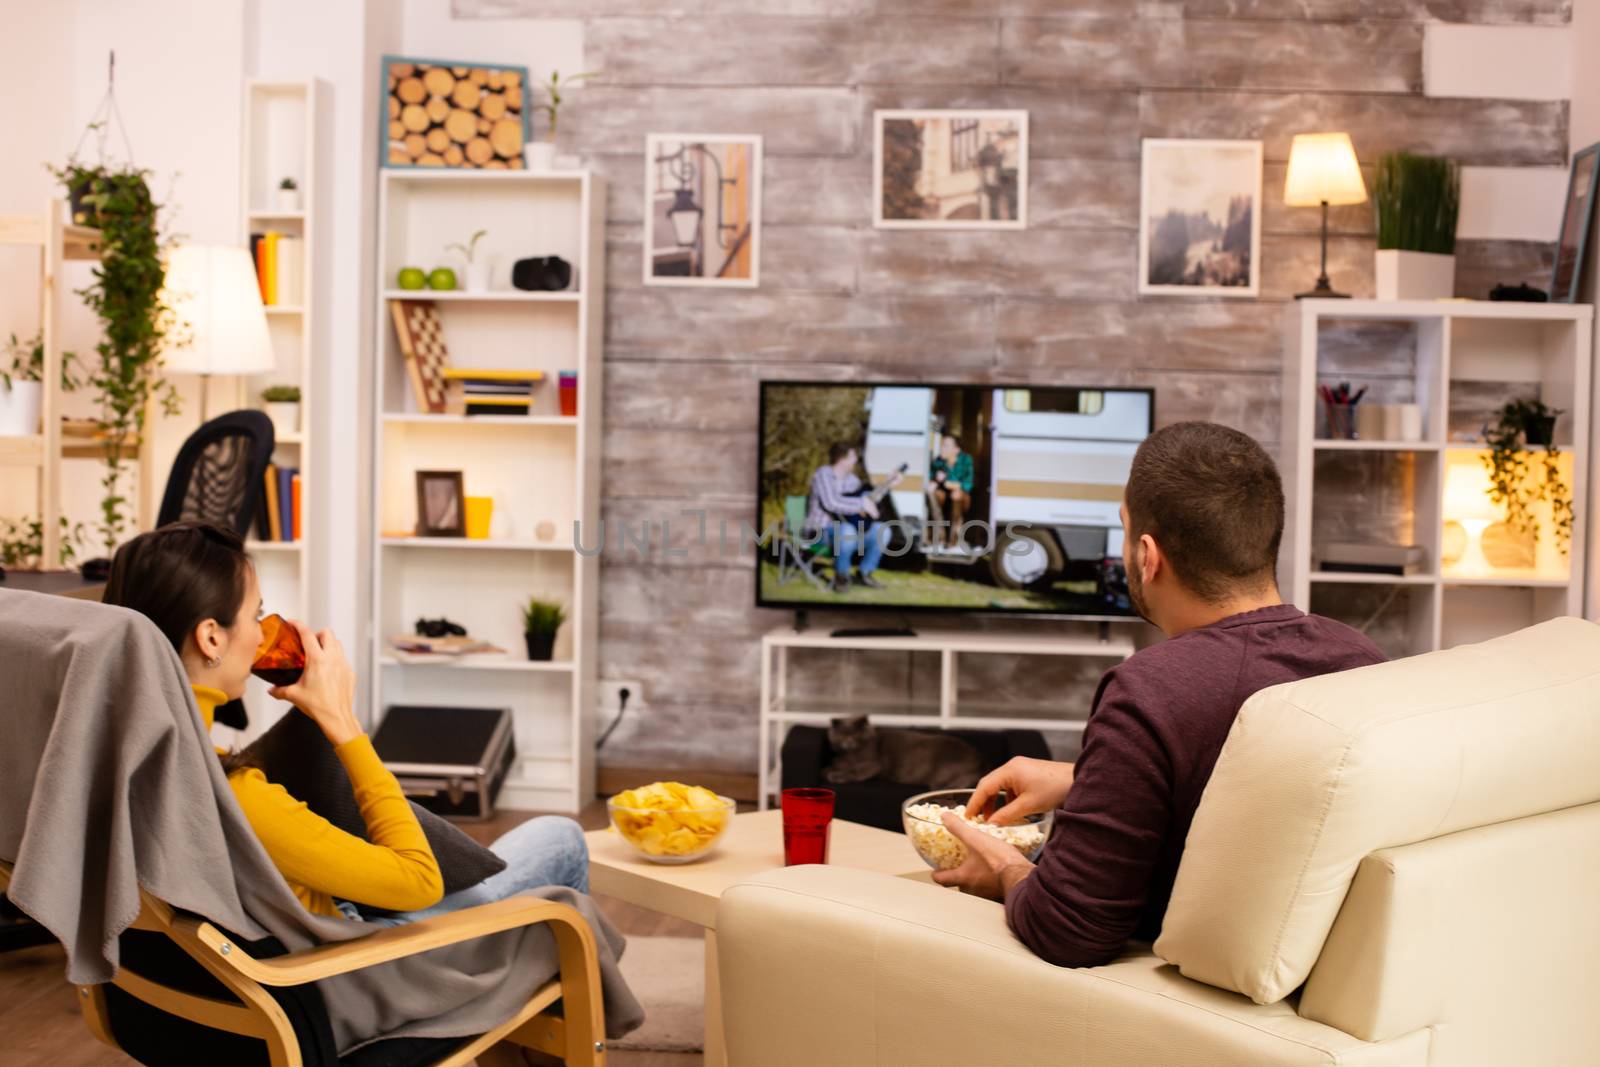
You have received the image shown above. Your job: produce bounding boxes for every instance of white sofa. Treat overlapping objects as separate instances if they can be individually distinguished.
[717,617,1600,1066]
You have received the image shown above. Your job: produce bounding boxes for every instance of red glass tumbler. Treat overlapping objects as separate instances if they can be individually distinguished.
[781,787,835,866]
[252,614,306,686]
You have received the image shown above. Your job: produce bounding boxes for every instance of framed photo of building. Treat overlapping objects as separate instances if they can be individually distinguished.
[644,134,762,288]
[874,110,1028,230]
[1139,139,1263,297]
[1550,141,1599,303]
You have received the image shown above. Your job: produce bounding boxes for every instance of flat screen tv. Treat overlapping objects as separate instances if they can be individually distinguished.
[757,381,1155,619]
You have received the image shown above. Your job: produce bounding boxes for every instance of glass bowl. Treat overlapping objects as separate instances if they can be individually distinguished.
[607,792,736,864]
[901,788,1054,871]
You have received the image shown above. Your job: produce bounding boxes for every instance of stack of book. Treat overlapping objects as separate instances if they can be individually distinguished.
[256,464,302,543]
[443,368,546,416]
[249,230,304,306]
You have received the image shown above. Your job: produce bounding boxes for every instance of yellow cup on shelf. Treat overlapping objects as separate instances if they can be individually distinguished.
[464,496,493,540]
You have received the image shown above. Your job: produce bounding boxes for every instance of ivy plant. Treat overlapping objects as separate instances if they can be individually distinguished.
[1480,398,1571,556]
[0,515,88,569]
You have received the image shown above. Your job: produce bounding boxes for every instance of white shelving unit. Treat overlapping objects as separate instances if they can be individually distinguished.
[1282,299,1592,658]
[369,168,604,814]
[756,626,1136,809]
[231,79,323,744]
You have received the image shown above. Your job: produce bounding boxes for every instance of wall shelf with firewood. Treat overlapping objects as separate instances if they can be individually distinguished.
[1282,300,1593,661]
[368,167,605,813]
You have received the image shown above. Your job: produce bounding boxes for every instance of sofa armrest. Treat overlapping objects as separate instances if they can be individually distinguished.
[716,866,1430,1067]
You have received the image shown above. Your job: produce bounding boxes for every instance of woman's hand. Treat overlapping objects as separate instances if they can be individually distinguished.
[965,756,1076,825]
[269,621,362,747]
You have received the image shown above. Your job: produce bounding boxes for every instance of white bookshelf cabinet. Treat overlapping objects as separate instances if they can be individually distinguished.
[369,169,605,814]
[1282,300,1592,658]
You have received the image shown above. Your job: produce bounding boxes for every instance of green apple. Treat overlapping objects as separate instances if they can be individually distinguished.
[397,266,426,290]
[427,267,458,291]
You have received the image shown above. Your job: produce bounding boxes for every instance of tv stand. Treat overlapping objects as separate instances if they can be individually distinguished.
[757,623,1137,808]
[829,625,918,639]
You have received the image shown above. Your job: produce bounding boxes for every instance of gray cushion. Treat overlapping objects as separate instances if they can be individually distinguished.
[240,710,505,895]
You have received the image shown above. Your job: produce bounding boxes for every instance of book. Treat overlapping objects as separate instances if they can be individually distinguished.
[291,473,302,541]
[263,463,282,542]
[441,368,545,383]
[466,401,531,416]
[277,466,296,542]
[262,231,280,305]
[276,237,302,305]
[250,233,266,301]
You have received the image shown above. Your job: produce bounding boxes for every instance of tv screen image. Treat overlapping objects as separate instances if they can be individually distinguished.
[757,381,1155,618]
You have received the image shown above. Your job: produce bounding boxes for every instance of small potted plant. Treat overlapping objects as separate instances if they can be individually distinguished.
[448,229,490,291]
[1,515,87,571]
[1373,152,1460,300]
[1480,397,1572,556]
[277,176,300,212]
[1,331,81,436]
[527,70,598,171]
[521,596,566,661]
[261,384,302,438]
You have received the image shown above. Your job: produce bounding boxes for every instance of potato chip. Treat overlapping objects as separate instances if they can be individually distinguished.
[609,781,732,862]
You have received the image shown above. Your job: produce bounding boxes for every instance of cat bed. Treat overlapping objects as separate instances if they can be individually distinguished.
[780,724,1052,833]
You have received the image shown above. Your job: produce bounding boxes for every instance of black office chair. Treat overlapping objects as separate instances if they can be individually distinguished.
[159,410,276,730]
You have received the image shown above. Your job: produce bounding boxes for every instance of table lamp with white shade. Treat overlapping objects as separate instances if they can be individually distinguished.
[1442,459,1502,576]
[1284,131,1368,299]
[161,245,274,421]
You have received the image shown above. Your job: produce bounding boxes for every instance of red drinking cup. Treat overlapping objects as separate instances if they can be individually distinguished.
[252,614,306,686]
[781,787,835,866]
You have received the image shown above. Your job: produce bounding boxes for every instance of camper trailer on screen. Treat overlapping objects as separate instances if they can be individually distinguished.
[863,385,1152,590]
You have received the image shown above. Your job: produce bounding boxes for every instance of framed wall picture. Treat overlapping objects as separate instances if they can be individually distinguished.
[382,55,531,170]
[415,470,466,537]
[1550,141,1599,304]
[1139,139,1263,297]
[874,110,1028,230]
[644,134,763,288]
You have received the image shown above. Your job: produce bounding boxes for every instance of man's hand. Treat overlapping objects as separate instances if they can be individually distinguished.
[966,756,1076,825]
[930,813,1035,900]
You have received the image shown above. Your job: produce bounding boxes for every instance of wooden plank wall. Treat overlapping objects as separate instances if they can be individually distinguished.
[459,0,1572,773]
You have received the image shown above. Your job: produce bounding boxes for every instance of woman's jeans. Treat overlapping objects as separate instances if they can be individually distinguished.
[348,815,590,927]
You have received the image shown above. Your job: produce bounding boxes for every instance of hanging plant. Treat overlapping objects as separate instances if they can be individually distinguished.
[0,515,87,570]
[1480,398,1571,556]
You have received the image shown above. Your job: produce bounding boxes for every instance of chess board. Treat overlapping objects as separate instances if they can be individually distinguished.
[389,299,451,413]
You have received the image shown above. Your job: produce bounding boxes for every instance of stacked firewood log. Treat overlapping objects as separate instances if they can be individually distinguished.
[385,61,526,169]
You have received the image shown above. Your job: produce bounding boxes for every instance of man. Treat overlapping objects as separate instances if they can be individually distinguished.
[925,434,975,550]
[806,442,901,593]
[932,422,1385,967]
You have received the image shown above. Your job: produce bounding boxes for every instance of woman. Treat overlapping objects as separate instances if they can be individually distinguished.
[103,520,588,923]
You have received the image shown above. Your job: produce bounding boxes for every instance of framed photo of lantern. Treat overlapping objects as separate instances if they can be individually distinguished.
[644,134,763,288]
[382,55,531,170]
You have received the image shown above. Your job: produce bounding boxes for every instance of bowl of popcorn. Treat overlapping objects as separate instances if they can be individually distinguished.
[608,781,736,864]
[901,788,1053,871]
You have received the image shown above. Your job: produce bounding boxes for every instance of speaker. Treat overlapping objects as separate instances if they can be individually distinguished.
[511,255,573,292]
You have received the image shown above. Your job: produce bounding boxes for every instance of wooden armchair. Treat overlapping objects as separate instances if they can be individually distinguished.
[0,859,607,1067]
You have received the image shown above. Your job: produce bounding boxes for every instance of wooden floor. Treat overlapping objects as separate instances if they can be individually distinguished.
[0,800,701,1067]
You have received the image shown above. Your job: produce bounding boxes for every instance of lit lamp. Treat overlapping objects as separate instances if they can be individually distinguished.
[161,245,274,420]
[1284,132,1368,299]
[666,187,703,248]
[1442,460,1500,576]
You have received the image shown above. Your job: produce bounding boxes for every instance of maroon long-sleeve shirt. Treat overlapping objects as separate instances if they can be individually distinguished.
[1005,604,1385,967]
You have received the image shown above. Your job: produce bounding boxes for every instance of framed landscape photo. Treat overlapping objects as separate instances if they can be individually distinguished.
[644,134,763,288]
[1139,139,1263,297]
[415,470,466,537]
[1550,141,1599,303]
[874,110,1028,230]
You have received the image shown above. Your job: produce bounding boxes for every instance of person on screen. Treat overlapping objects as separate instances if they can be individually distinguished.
[925,434,975,550]
[806,442,901,593]
[925,422,1386,967]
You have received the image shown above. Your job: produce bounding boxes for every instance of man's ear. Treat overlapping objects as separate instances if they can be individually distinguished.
[1138,533,1162,586]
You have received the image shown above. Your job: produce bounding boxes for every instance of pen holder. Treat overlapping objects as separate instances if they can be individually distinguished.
[1323,400,1358,440]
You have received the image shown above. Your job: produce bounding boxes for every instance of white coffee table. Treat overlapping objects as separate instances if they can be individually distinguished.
[585,809,932,1066]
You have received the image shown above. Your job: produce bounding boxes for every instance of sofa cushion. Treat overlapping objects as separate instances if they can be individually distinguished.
[1155,617,1600,1005]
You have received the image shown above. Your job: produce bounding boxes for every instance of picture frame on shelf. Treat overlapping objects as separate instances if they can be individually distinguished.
[1139,139,1263,298]
[873,109,1028,230]
[415,470,466,537]
[1549,141,1599,304]
[382,55,532,170]
[644,134,763,288]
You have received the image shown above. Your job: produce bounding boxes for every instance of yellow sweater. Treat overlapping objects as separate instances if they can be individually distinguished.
[195,686,444,917]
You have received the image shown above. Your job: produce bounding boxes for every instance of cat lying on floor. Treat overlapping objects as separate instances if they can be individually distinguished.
[824,715,983,790]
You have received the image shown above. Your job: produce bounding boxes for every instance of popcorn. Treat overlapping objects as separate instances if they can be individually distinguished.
[904,802,1047,871]
[610,781,731,860]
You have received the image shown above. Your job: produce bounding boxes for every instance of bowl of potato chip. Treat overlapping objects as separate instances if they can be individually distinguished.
[901,788,1053,871]
[608,781,736,864]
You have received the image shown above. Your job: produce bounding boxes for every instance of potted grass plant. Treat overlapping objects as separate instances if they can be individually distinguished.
[1373,152,1460,300]
[521,596,566,662]
[1,331,82,437]
[262,384,301,438]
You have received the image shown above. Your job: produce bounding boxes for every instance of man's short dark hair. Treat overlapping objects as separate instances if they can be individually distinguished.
[828,442,856,464]
[1124,422,1283,602]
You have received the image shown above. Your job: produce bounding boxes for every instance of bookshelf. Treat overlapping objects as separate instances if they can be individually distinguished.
[1282,300,1592,659]
[369,168,605,814]
[233,79,322,743]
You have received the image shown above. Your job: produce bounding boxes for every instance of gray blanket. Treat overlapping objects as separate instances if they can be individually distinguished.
[0,590,643,1053]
